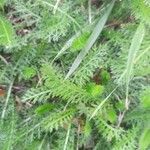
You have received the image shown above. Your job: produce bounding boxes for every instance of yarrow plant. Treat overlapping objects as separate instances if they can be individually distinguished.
[0,0,150,149]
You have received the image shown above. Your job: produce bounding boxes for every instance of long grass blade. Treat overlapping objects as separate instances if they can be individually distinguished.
[65,0,115,79]
[52,34,79,62]
[89,86,118,120]
[63,124,71,150]
[125,23,145,109]
[1,81,13,119]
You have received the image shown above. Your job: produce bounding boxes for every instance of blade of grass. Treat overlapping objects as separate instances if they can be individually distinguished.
[52,34,79,63]
[1,81,13,119]
[117,45,149,84]
[52,17,102,63]
[65,0,115,79]
[88,0,92,24]
[38,133,48,150]
[53,0,61,14]
[0,54,8,65]
[125,23,145,109]
[89,86,118,120]
[134,46,150,63]
[52,24,94,62]
[63,124,71,150]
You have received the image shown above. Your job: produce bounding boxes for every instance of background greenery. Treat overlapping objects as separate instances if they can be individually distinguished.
[0,0,150,149]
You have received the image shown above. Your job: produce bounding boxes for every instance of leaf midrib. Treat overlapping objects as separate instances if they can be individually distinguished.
[0,17,11,45]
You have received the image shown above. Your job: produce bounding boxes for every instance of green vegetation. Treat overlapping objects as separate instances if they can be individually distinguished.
[0,0,150,149]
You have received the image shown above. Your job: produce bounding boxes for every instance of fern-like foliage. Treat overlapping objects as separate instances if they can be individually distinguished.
[95,118,124,141]
[112,128,138,150]
[42,108,75,132]
[41,64,98,103]
[22,87,51,103]
[73,44,107,86]
[131,0,150,25]
[0,0,149,149]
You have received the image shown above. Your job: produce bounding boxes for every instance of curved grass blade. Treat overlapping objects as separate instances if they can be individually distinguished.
[125,23,145,109]
[89,86,118,120]
[52,34,79,63]
[65,0,115,79]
